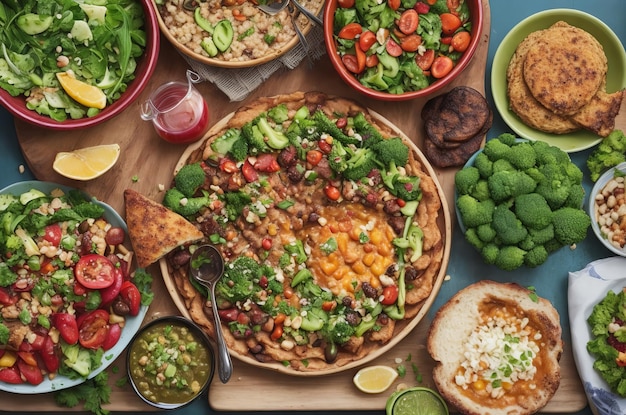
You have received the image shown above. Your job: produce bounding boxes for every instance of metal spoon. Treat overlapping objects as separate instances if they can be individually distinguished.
[291,0,323,26]
[288,2,312,67]
[255,0,290,15]
[189,245,233,384]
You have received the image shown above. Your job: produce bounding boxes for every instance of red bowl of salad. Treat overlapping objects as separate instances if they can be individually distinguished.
[0,0,160,130]
[323,0,483,101]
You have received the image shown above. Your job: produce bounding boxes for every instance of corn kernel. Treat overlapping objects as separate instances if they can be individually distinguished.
[371,261,386,276]
[351,262,366,275]
[472,379,486,391]
[362,253,376,267]
[370,229,383,244]
[268,223,278,236]
[320,260,338,275]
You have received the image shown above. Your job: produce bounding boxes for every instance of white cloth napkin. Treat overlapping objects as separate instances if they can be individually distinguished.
[568,256,626,415]
[184,25,326,102]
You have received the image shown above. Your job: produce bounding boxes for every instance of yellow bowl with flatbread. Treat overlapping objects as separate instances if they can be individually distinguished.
[492,9,626,152]
[157,91,451,376]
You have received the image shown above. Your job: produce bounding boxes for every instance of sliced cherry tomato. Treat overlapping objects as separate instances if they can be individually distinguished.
[431,55,454,78]
[400,34,422,52]
[338,22,362,40]
[253,153,281,172]
[358,30,376,52]
[219,157,238,173]
[440,12,462,35]
[41,336,60,373]
[447,0,460,14]
[354,43,366,73]
[19,334,45,352]
[441,36,452,45]
[43,223,62,246]
[120,281,141,316]
[0,287,17,306]
[385,38,403,57]
[102,323,122,351]
[337,0,355,7]
[324,184,341,201]
[105,227,125,246]
[0,366,23,384]
[100,267,124,307]
[415,2,430,14]
[387,0,401,11]
[415,48,435,71]
[451,30,471,52]
[306,150,323,166]
[17,359,43,385]
[365,54,379,68]
[78,309,110,350]
[73,280,89,296]
[381,285,399,305]
[241,159,259,182]
[398,9,419,35]
[17,351,37,367]
[51,313,79,345]
[74,254,116,289]
[318,140,332,154]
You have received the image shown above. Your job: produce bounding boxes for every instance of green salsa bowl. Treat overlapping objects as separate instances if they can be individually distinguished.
[126,316,215,409]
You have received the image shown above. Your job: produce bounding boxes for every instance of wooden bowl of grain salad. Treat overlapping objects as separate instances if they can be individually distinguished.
[154,0,324,68]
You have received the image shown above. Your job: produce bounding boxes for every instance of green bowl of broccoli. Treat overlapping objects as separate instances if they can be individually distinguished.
[454,134,591,271]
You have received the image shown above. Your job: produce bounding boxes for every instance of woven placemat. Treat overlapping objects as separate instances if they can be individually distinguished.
[184,24,326,102]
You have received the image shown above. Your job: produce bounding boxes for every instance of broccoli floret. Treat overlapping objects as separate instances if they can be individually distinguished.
[514,193,552,230]
[565,184,585,208]
[267,103,289,123]
[494,246,526,271]
[343,147,379,181]
[455,166,480,196]
[381,161,422,201]
[456,194,495,228]
[284,240,307,264]
[487,170,537,203]
[313,110,358,145]
[587,130,626,181]
[533,140,571,166]
[504,141,536,170]
[552,207,591,246]
[215,256,261,303]
[174,162,206,197]
[257,116,289,150]
[492,204,528,245]
[163,188,209,217]
[474,152,493,178]
[222,190,252,222]
[482,138,511,161]
[492,159,516,173]
[242,120,271,155]
[476,223,496,243]
[528,224,555,246]
[353,112,383,146]
[524,245,548,268]
[322,315,355,345]
[464,228,483,250]
[535,164,572,210]
[471,180,490,201]
[0,323,8,345]
[481,243,499,265]
[0,262,17,287]
[371,137,409,167]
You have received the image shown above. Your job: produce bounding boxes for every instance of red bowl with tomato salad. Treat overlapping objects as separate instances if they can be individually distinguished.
[323,0,483,101]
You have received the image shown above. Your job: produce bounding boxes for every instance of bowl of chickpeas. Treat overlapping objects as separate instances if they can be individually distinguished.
[126,316,215,409]
[589,162,626,257]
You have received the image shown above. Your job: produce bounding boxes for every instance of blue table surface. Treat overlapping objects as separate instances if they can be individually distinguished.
[2,0,625,413]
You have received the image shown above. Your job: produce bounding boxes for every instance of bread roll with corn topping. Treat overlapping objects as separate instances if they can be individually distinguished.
[427,281,563,415]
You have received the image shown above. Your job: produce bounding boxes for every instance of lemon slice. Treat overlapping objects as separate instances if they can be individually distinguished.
[56,71,107,109]
[353,365,399,394]
[385,387,448,415]
[53,144,120,181]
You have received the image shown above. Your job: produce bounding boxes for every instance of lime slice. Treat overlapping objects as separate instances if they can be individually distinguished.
[386,387,448,415]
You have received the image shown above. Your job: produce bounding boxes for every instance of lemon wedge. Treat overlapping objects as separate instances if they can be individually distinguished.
[353,365,399,394]
[53,144,120,181]
[56,71,107,109]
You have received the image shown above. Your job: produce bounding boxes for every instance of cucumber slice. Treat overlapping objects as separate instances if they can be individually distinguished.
[70,20,93,42]
[16,13,53,35]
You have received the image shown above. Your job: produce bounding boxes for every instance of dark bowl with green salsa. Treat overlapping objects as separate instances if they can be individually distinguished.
[126,316,215,409]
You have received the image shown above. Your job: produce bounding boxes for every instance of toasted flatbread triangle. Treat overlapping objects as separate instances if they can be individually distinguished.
[123,189,204,268]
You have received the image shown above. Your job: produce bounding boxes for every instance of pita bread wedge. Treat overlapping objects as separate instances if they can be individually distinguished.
[124,189,204,268]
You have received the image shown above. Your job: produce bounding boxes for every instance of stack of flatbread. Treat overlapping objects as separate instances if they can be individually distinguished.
[507,21,624,137]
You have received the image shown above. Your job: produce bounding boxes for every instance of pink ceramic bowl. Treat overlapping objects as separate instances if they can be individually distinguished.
[323,0,483,101]
[0,0,160,130]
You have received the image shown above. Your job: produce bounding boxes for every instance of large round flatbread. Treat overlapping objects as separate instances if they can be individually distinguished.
[159,91,450,375]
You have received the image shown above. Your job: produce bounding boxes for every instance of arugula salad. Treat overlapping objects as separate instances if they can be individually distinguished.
[0,0,147,121]
[0,186,152,387]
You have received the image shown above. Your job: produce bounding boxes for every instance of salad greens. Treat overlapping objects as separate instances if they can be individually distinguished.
[0,0,147,121]
[587,288,626,396]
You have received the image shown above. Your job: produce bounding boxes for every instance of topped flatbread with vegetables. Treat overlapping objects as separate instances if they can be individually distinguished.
[160,91,450,374]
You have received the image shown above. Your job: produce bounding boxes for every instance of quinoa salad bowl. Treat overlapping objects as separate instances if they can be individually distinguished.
[153,0,325,68]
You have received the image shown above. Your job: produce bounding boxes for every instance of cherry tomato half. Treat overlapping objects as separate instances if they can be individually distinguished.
[241,159,259,183]
[0,366,23,384]
[101,323,122,351]
[100,267,124,307]
[381,285,399,305]
[120,281,141,316]
[74,254,116,289]
[51,313,79,345]
[17,359,43,385]
[41,336,60,373]
[43,224,62,246]
[78,309,110,350]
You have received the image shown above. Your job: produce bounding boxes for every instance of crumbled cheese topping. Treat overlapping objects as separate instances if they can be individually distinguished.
[455,312,540,399]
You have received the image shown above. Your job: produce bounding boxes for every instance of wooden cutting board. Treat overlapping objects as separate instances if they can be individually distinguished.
[6,0,587,412]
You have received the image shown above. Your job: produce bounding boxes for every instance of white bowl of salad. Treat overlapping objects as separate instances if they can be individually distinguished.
[0,181,151,394]
[0,0,160,130]
[323,0,483,101]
